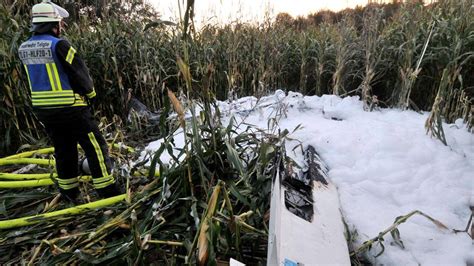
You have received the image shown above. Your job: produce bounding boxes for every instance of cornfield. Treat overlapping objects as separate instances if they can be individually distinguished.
[1,0,473,155]
[0,0,473,263]
[0,97,289,264]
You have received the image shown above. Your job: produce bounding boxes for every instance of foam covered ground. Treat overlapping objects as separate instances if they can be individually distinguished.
[143,90,473,265]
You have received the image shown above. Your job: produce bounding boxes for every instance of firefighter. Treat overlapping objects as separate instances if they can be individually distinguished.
[18,0,120,202]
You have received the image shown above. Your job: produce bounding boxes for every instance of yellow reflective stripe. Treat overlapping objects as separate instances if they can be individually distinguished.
[31,96,84,107]
[32,92,74,98]
[32,92,82,97]
[32,91,73,95]
[34,104,69,107]
[45,63,57,91]
[58,182,79,190]
[93,174,115,189]
[88,132,109,178]
[86,90,96,98]
[57,177,79,185]
[23,65,32,90]
[32,99,77,104]
[56,177,79,190]
[94,178,115,189]
[72,102,87,107]
[32,95,74,99]
[50,63,63,91]
[31,90,74,98]
[32,98,71,102]
[32,95,75,105]
[73,94,87,106]
[66,47,76,64]
[75,94,85,100]
[32,100,75,104]
[33,103,87,108]
[31,90,75,107]
[93,175,114,183]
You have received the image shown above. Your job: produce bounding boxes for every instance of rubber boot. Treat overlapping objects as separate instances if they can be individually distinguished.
[96,183,121,198]
[59,187,81,204]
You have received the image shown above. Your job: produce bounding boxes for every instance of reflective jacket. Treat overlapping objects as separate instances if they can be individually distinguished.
[19,34,95,109]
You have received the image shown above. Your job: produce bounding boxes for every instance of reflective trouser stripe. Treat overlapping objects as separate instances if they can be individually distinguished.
[88,132,110,176]
[93,175,115,189]
[87,132,115,189]
[56,176,79,190]
[66,47,76,64]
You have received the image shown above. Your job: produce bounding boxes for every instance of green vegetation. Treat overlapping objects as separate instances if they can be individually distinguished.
[0,89,292,264]
[1,0,473,155]
[0,0,473,264]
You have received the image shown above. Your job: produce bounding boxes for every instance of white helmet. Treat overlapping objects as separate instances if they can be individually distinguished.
[32,0,69,23]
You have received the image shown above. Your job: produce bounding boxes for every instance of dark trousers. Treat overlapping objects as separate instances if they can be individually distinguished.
[37,107,115,191]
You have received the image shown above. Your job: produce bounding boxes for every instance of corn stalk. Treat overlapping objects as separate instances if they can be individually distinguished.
[359,8,387,111]
[351,210,449,259]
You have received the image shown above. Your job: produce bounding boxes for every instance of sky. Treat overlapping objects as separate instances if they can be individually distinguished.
[149,0,386,25]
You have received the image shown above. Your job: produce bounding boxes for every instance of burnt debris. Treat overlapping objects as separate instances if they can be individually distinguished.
[280,145,329,222]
